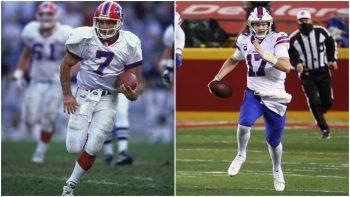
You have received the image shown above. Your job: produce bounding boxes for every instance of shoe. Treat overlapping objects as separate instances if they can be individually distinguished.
[62,181,76,196]
[227,154,246,176]
[273,169,285,191]
[32,152,44,164]
[104,154,114,165]
[116,151,133,165]
[321,130,330,139]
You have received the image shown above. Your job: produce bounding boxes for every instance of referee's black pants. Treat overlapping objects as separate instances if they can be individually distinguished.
[299,68,333,131]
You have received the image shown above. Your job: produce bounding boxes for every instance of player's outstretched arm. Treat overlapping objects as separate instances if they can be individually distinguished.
[60,53,79,114]
[12,46,32,87]
[212,56,240,82]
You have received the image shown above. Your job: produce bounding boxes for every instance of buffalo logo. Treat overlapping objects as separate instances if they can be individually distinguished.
[114,6,123,18]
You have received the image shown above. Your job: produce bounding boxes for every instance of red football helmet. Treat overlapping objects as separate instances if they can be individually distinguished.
[36,1,57,29]
[93,1,124,40]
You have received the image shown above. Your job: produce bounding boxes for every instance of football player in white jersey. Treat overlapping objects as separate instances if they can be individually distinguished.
[209,7,291,191]
[59,2,142,195]
[175,11,185,67]
[12,1,73,163]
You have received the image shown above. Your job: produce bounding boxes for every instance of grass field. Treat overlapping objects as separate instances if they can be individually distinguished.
[2,140,174,196]
[176,126,349,196]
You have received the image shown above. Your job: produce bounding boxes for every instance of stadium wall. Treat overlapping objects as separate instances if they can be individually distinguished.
[176,48,349,120]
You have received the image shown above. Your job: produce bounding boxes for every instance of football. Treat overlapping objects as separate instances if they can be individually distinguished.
[209,80,232,99]
[117,71,138,90]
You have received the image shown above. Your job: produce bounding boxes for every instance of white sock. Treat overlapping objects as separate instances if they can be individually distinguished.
[103,143,114,155]
[267,142,283,171]
[237,124,251,158]
[118,139,128,153]
[35,141,48,155]
[67,161,86,184]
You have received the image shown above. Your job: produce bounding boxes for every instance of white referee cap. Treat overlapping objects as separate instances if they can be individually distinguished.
[297,10,311,20]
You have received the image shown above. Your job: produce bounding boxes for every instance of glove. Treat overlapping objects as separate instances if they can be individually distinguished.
[12,69,27,88]
[162,68,173,85]
[176,53,182,67]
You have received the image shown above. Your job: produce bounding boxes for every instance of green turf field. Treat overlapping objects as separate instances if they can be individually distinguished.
[2,140,174,196]
[176,127,348,196]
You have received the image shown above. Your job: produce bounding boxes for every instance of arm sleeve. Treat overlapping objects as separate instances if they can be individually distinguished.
[288,38,302,68]
[21,24,32,47]
[125,38,143,70]
[232,38,245,61]
[163,25,174,48]
[323,29,338,61]
[176,25,185,51]
[65,32,83,61]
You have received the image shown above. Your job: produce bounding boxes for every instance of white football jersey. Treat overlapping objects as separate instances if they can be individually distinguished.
[163,25,174,48]
[65,27,142,93]
[21,21,72,81]
[234,32,290,92]
[175,12,185,51]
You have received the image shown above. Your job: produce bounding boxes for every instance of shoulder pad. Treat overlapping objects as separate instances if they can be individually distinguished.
[22,21,40,36]
[121,31,141,47]
[66,26,94,45]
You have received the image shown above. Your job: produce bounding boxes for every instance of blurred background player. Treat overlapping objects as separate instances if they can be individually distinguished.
[209,7,291,191]
[11,1,73,163]
[175,11,185,68]
[60,1,143,195]
[289,10,338,139]
[103,80,143,165]
[159,22,174,85]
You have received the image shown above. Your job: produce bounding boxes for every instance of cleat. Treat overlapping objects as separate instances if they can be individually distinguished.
[320,130,330,139]
[115,151,133,165]
[273,169,285,191]
[62,181,76,196]
[32,152,44,164]
[227,155,246,176]
[104,154,114,165]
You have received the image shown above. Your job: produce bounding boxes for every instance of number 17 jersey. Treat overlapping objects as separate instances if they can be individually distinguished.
[233,32,290,92]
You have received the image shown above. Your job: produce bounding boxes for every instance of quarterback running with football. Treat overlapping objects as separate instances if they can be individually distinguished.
[209,7,291,191]
[60,1,142,195]
[12,2,73,163]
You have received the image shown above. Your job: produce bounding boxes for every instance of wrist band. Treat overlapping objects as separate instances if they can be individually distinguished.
[262,52,278,65]
[13,69,24,79]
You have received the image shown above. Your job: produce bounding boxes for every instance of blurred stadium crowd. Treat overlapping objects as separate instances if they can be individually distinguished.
[1,1,174,143]
[179,1,349,48]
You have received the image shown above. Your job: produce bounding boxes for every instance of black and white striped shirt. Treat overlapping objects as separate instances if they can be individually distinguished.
[289,25,337,70]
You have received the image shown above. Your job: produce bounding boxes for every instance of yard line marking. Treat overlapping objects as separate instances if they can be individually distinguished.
[176,159,348,168]
[176,185,348,194]
[177,148,348,156]
[2,173,157,188]
[177,121,348,129]
[176,170,347,179]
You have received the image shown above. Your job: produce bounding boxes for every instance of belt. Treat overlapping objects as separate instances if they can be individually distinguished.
[85,89,111,96]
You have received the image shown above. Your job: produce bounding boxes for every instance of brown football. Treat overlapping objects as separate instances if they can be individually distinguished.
[117,71,138,90]
[209,80,232,99]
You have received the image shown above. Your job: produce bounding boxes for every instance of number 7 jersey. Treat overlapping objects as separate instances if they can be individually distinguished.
[233,32,290,92]
[65,27,142,93]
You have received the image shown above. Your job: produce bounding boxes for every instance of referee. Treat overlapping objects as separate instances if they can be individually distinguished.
[289,10,337,139]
